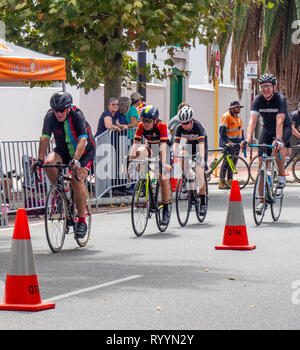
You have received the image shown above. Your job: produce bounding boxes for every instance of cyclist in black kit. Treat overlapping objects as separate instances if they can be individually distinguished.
[173,106,208,215]
[242,73,292,213]
[34,92,95,238]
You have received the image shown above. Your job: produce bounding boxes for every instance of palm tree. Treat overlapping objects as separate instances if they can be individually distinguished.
[208,0,300,111]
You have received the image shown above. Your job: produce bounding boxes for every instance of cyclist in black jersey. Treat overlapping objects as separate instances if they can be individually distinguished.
[242,73,291,213]
[34,91,95,238]
[173,106,207,215]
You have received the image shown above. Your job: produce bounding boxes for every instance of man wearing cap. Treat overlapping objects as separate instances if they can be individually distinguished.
[218,101,245,189]
[289,101,300,158]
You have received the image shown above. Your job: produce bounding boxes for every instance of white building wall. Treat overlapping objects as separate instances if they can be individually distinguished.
[0,82,251,149]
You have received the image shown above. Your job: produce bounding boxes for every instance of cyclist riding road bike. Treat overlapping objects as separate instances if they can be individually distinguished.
[173,106,208,216]
[34,91,95,238]
[128,105,171,225]
[242,73,292,214]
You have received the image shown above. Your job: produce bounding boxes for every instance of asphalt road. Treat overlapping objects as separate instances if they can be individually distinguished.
[0,184,300,330]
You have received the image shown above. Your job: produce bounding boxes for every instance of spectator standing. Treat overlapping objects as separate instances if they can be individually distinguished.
[289,101,300,157]
[218,101,245,189]
[125,92,143,140]
[95,97,128,138]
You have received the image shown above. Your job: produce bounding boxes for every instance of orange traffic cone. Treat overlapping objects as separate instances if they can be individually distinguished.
[215,180,256,250]
[0,209,56,311]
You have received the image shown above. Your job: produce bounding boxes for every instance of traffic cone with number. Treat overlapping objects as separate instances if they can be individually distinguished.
[0,209,55,311]
[215,180,256,250]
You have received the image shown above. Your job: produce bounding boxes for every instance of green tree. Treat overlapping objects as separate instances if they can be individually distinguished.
[0,0,231,106]
[208,0,300,110]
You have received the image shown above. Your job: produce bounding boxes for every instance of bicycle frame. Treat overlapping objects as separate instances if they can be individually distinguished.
[206,147,238,176]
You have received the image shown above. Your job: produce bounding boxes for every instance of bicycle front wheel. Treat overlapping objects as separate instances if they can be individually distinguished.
[222,155,250,190]
[155,180,172,232]
[45,185,67,253]
[75,187,92,247]
[175,177,191,227]
[249,154,260,182]
[253,170,267,225]
[292,154,300,183]
[131,179,150,237]
[270,172,283,221]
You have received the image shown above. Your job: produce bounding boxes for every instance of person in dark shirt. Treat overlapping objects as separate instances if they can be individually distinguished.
[34,91,95,238]
[173,106,207,215]
[243,73,291,193]
[289,102,300,157]
[95,97,128,138]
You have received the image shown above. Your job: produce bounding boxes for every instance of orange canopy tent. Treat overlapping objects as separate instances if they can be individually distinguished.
[0,39,66,81]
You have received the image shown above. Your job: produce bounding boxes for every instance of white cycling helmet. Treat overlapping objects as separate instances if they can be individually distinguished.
[178,106,194,123]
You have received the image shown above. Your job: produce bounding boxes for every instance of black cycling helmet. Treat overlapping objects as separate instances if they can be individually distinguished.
[140,105,159,119]
[258,73,277,85]
[50,91,73,110]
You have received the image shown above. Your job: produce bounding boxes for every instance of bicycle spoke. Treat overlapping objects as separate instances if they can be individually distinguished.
[131,179,149,237]
[271,172,283,221]
[222,155,250,189]
[45,186,66,253]
[253,170,266,225]
[175,177,191,227]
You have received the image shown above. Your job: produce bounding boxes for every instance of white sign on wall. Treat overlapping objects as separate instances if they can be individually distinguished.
[247,61,258,78]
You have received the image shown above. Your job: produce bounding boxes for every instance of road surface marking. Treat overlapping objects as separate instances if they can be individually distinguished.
[45,275,143,302]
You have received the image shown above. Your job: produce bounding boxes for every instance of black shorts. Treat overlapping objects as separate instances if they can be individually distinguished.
[258,127,291,156]
[54,147,95,171]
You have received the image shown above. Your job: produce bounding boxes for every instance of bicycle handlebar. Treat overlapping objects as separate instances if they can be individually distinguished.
[34,162,81,182]
[249,144,282,160]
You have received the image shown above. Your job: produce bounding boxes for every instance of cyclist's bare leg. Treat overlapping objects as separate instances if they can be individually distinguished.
[274,148,286,175]
[43,152,63,184]
[71,167,88,218]
[196,165,206,195]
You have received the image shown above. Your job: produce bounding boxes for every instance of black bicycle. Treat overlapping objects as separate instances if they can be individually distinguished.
[40,163,92,253]
[175,154,208,226]
[130,157,172,237]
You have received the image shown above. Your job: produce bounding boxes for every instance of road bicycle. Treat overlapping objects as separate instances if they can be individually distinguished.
[250,144,283,225]
[175,154,208,227]
[39,163,92,253]
[130,157,172,237]
[249,144,300,182]
[205,143,250,189]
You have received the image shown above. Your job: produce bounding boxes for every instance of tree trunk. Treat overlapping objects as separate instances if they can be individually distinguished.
[104,55,122,108]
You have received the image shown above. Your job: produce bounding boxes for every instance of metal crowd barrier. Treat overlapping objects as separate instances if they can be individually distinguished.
[0,132,136,226]
[94,129,136,206]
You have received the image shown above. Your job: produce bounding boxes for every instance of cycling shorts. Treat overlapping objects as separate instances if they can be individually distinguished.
[54,147,95,171]
[258,126,291,156]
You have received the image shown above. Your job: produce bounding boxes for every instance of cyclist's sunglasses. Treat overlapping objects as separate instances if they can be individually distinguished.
[54,108,67,113]
[142,118,153,124]
[180,120,192,126]
[260,84,273,90]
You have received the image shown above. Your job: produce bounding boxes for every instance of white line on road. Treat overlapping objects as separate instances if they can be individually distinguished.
[45,275,143,302]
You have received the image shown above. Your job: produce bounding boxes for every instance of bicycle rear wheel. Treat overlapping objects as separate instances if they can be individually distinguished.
[131,179,150,237]
[175,176,191,227]
[222,155,250,189]
[253,170,267,225]
[45,185,67,253]
[155,180,172,232]
[195,176,208,223]
[75,187,92,247]
[270,172,283,221]
[292,154,300,183]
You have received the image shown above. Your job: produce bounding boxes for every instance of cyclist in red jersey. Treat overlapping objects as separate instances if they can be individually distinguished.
[129,105,171,224]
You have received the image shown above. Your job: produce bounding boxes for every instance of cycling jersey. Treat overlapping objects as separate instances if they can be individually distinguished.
[174,120,208,168]
[251,91,291,132]
[42,105,95,162]
[134,119,168,144]
[174,120,206,145]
